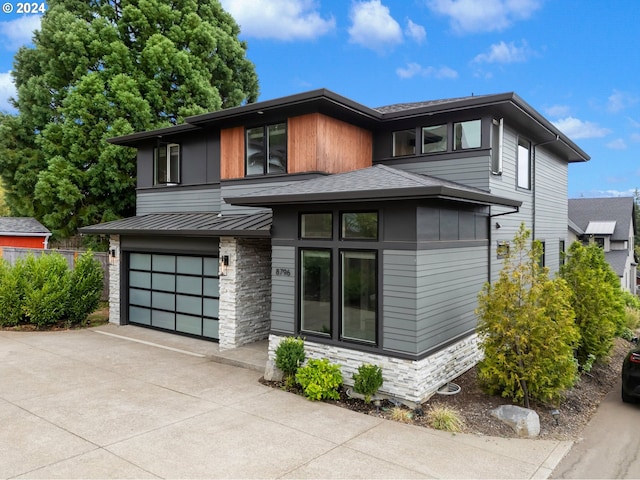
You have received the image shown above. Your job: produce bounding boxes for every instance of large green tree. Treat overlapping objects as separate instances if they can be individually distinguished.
[0,0,258,237]
[560,241,625,366]
[476,224,579,408]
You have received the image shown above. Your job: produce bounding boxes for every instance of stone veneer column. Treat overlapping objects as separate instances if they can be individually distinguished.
[108,235,121,325]
[218,237,271,350]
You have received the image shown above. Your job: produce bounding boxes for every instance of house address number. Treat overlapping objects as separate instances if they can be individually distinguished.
[275,268,291,276]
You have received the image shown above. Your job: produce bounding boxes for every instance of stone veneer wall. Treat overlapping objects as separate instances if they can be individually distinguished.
[108,235,121,325]
[267,333,481,405]
[219,237,272,350]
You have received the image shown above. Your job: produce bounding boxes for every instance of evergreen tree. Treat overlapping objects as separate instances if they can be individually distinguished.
[476,224,579,408]
[560,241,625,366]
[0,0,258,237]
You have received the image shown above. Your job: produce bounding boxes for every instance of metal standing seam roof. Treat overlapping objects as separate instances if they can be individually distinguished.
[78,211,272,237]
[224,164,522,208]
[0,217,51,236]
[585,221,617,235]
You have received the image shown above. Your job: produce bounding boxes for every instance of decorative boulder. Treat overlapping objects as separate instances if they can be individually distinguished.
[263,359,283,382]
[490,405,540,438]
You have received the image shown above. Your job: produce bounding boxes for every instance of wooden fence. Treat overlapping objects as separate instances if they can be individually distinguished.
[0,247,109,301]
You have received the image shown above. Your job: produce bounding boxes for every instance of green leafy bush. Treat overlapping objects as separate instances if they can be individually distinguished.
[0,258,25,326]
[66,252,104,325]
[352,363,383,403]
[296,358,343,401]
[22,252,70,328]
[275,336,306,380]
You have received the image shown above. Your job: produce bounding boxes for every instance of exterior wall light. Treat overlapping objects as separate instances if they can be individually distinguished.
[219,255,229,276]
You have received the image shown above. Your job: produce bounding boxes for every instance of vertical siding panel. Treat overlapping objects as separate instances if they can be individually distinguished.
[220,126,245,179]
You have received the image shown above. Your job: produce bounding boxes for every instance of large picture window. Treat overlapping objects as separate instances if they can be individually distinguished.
[246,123,287,175]
[341,250,377,343]
[154,143,180,185]
[300,250,332,336]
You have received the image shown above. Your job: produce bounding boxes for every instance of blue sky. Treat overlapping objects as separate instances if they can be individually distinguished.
[0,0,638,198]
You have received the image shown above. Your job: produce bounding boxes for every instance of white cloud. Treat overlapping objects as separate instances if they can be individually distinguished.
[348,0,403,53]
[473,40,530,63]
[396,62,458,79]
[0,15,41,50]
[220,0,335,41]
[606,138,627,150]
[405,19,426,44]
[427,0,541,34]
[630,132,640,142]
[607,90,638,113]
[552,117,611,140]
[0,71,16,112]
[544,104,571,117]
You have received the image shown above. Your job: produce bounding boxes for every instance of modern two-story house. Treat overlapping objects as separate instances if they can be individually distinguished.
[81,89,588,404]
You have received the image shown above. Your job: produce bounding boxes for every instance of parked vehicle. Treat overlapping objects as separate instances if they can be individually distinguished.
[622,337,640,403]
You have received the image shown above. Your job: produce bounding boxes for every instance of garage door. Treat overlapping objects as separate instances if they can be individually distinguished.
[127,253,219,340]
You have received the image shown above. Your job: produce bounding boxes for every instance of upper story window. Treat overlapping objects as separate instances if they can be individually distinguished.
[246,123,287,175]
[517,137,531,189]
[422,124,447,153]
[154,143,180,185]
[392,129,416,157]
[453,120,481,150]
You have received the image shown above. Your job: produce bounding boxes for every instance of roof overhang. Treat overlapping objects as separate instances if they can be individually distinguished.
[78,212,272,238]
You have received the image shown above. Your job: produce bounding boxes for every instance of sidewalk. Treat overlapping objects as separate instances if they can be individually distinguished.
[0,325,572,479]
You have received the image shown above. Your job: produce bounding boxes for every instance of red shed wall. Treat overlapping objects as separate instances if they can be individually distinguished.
[0,236,47,248]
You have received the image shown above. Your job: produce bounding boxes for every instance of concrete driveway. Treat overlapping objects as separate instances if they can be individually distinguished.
[0,325,571,479]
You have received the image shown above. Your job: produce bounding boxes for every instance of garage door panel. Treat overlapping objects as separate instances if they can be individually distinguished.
[128,253,219,341]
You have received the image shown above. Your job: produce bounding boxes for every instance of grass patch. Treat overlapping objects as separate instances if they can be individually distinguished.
[426,404,464,432]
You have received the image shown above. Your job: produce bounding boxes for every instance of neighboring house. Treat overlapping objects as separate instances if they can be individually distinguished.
[0,217,51,249]
[568,197,637,293]
[80,89,588,404]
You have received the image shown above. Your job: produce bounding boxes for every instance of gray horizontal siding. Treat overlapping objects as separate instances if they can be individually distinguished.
[270,245,295,333]
[137,188,221,215]
[388,156,490,191]
[382,246,487,355]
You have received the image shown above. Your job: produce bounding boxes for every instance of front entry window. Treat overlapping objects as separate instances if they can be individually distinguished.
[300,250,331,335]
[341,251,377,343]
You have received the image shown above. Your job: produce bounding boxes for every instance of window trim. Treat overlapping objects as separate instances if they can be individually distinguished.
[153,143,181,186]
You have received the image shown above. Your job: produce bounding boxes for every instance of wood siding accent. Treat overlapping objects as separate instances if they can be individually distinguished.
[289,113,373,174]
[136,188,221,215]
[220,126,245,180]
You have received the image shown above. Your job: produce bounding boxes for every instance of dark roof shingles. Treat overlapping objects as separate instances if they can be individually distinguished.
[0,217,50,235]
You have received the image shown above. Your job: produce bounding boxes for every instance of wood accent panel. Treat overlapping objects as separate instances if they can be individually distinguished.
[220,126,245,179]
[288,114,319,173]
[288,113,372,174]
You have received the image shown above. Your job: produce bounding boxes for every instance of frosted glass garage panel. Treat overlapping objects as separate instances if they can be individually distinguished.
[130,253,151,270]
[153,255,175,272]
[177,314,202,336]
[152,291,175,310]
[203,257,218,276]
[203,318,219,339]
[129,288,150,307]
[152,310,175,330]
[203,277,219,296]
[204,298,219,317]
[177,256,202,275]
[177,294,202,316]
[130,271,151,289]
[129,306,150,325]
[153,273,175,292]
[177,275,202,295]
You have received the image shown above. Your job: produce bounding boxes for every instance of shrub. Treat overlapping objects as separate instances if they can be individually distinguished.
[295,358,343,401]
[274,336,306,380]
[352,363,383,403]
[623,305,640,332]
[426,405,464,432]
[66,252,104,325]
[22,252,70,328]
[0,258,25,326]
